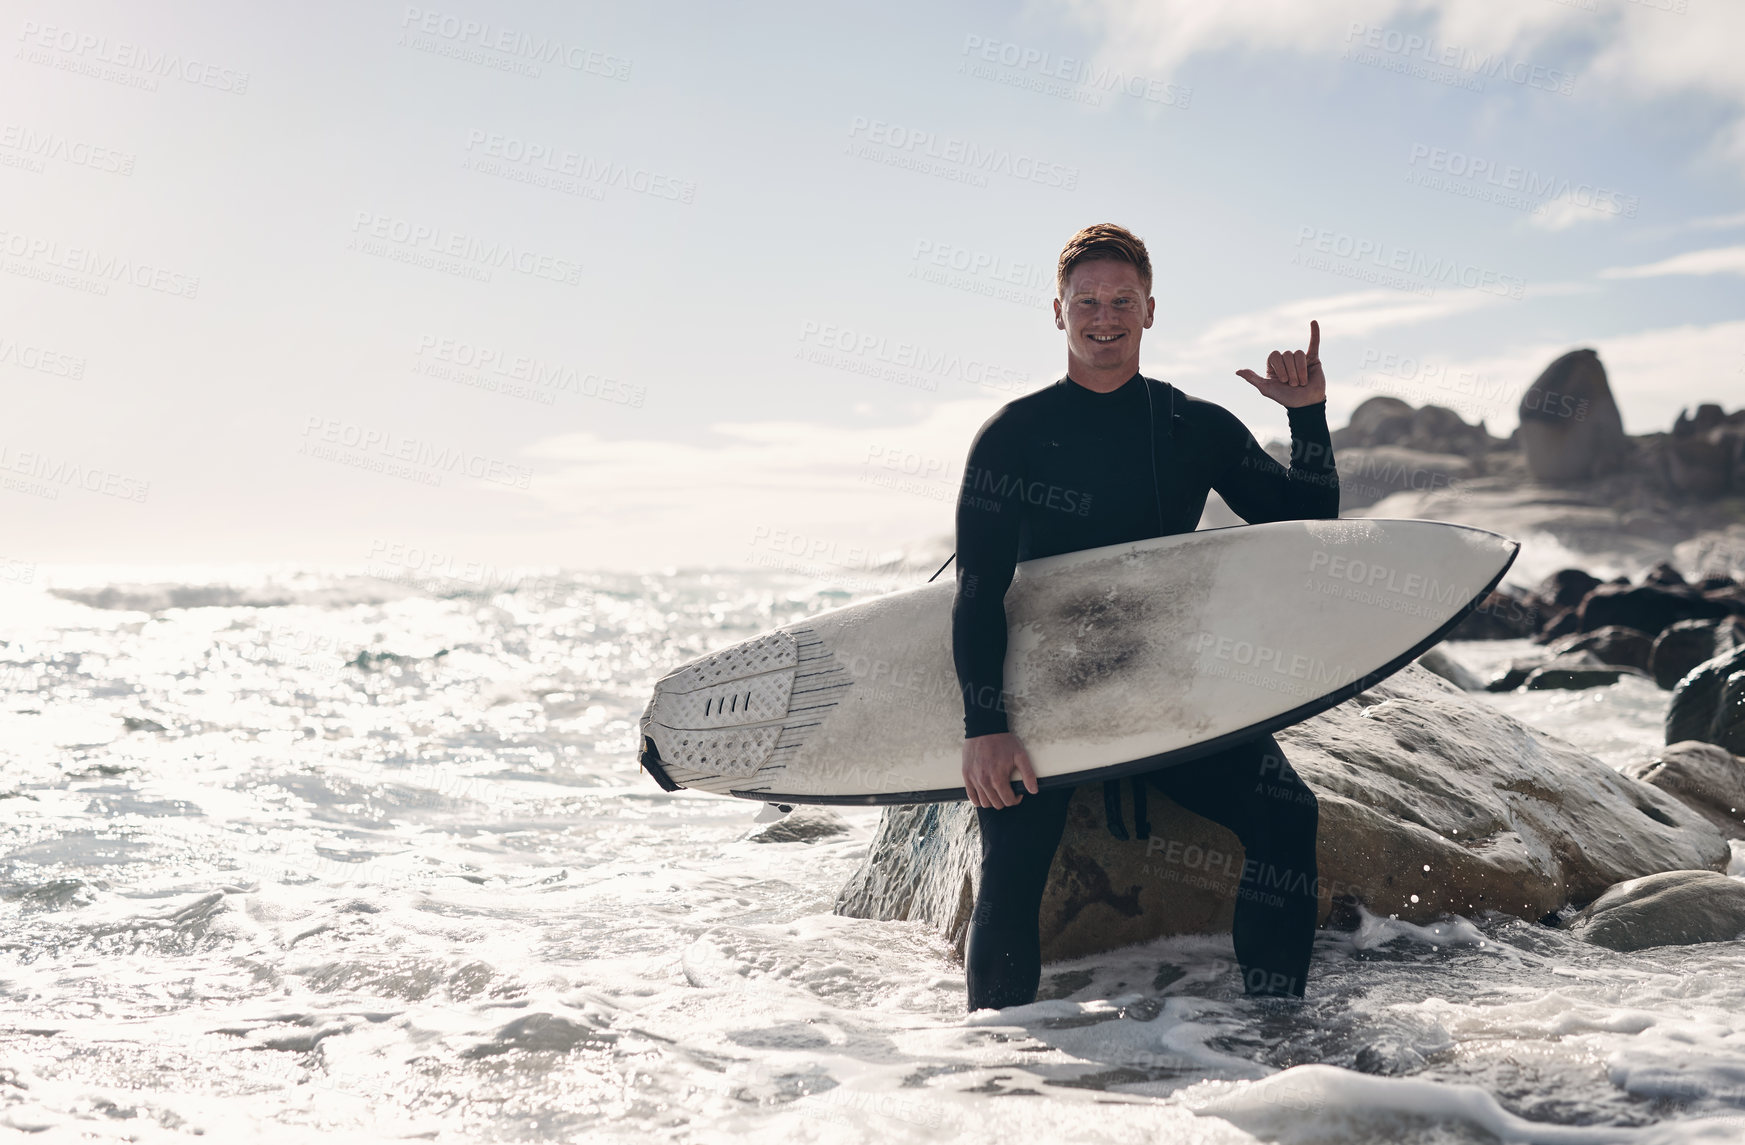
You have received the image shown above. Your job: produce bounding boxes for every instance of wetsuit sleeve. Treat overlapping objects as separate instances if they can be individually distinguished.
[952,411,1024,739]
[1210,400,1340,524]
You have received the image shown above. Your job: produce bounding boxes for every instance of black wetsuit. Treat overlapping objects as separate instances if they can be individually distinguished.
[951,372,1339,1010]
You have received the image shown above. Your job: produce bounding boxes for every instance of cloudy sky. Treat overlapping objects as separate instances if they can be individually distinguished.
[4,0,1743,574]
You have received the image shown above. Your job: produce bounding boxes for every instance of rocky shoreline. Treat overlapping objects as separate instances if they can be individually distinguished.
[831,347,1745,967]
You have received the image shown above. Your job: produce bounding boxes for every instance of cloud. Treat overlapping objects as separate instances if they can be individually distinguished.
[517,402,998,570]
[1599,245,1745,280]
[1061,0,1745,171]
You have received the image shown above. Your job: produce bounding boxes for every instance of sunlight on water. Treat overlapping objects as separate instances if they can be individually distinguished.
[1,571,1742,1142]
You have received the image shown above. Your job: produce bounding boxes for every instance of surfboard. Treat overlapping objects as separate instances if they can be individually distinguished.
[637,518,1518,805]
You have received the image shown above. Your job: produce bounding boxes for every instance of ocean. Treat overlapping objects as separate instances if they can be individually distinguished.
[3,562,1744,1144]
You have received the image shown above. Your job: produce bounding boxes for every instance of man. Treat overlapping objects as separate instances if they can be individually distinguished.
[952,223,1339,1012]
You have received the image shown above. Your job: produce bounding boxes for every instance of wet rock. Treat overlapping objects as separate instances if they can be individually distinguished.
[1517,349,1627,483]
[835,665,1726,964]
[1544,625,1654,671]
[746,806,850,844]
[1650,618,1745,690]
[1486,658,1549,693]
[1523,651,1649,691]
[1534,608,1583,645]
[1718,672,1745,756]
[1666,645,1745,745]
[1623,742,1745,839]
[1576,583,1730,636]
[1567,870,1745,952]
[1536,568,1603,612]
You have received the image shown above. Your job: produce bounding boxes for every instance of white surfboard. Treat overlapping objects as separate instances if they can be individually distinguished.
[637,518,1518,804]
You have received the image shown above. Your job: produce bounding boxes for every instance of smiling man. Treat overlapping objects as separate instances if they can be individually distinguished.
[952,223,1340,1011]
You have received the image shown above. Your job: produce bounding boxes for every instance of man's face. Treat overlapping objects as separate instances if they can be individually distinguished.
[1053,258,1154,374]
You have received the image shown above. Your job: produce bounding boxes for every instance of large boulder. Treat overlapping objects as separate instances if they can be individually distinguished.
[1623,741,1745,839]
[1517,348,1628,483]
[835,665,1727,964]
[1567,870,1745,952]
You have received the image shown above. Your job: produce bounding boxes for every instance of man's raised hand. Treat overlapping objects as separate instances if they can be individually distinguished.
[1236,320,1326,408]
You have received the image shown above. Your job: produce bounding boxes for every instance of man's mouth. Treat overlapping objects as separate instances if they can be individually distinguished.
[1088,333,1124,344]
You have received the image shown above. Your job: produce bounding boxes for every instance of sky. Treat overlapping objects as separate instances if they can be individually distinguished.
[3,0,1743,576]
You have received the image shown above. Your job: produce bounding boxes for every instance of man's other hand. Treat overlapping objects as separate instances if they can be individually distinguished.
[962,732,1040,808]
[1236,319,1326,408]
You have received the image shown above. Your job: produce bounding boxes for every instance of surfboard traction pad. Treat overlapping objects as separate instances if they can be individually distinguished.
[640,626,849,792]
[639,527,1520,806]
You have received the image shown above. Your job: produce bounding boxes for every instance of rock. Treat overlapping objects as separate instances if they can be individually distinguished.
[1331,399,1502,459]
[1445,586,1545,640]
[1642,560,1688,588]
[1415,646,1483,691]
[1623,742,1745,839]
[1718,672,1745,756]
[1666,405,1745,499]
[746,806,849,844]
[1666,645,1745,746]
[1649,618,1745,690]
[1534,608,1583,645]
[1576,583,1729,636]
[1486,658,1548,692]
[1567,870,1745,952]
[1331,396,1413,451]
[835,665,1727,964]
[1700,585,1745,617]
[1523,659,1648,691]
[1334,446,1475,513]
[1517,349,1628,483]
[1544,625,1654,671]
[1536,568,1603,611]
